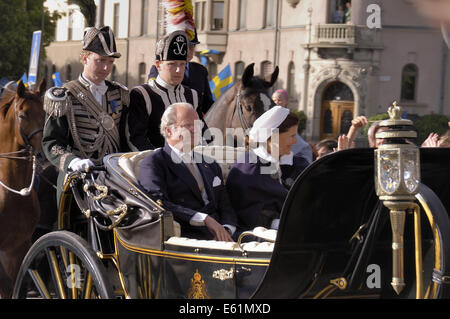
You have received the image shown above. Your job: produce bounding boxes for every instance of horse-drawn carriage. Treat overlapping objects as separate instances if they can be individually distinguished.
[11,144,450,299]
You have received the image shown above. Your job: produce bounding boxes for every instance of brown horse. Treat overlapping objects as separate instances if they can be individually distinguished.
[204,63,279,146]
[0,79,46,298]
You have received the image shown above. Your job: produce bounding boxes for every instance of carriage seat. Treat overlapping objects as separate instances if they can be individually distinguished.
[165,227,276,253]
[117,146,246,184]
[117,149,156,184]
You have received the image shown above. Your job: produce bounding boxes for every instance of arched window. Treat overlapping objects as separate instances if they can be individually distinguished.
[323,81,354,101]
[287,61,295,99]
[139,62,147,84]
[400,64,418,102]
[260,61,273,80]
[234,61,245,82]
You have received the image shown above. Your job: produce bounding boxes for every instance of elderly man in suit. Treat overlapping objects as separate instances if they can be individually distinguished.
[138,102,236,241]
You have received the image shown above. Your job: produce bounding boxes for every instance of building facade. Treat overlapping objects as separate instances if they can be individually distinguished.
[44,0,450,142]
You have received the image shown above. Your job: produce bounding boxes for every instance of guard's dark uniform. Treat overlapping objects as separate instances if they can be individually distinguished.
[42,75,130,198]
[128,30,204,151]
[148,61,214,115]
[128,76,199,151]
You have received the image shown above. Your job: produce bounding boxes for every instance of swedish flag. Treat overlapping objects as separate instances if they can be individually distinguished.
[209,64,233,101]
[52,72,62,87]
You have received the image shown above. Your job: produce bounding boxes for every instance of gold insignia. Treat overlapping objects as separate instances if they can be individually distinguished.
[187,269,210,299]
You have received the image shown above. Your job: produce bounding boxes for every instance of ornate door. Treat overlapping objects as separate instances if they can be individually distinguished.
[320,100,354,140]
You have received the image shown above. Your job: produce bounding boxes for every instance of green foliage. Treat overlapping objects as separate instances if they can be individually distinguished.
[0,1,59,80]
[414,114,449,145]
[291,109,307,135]
[363,113,389,136]
[68,0,96,27]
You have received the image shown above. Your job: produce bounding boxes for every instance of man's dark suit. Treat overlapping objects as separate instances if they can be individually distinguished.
[138,144,237,240]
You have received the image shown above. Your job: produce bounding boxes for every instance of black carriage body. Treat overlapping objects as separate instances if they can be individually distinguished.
[13,148,450,299]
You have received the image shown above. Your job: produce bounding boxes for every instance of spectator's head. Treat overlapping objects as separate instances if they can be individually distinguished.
[272,89,289,107]
[314,138,337,160]
[155,31,188,86]
[367,121,389,148]
[439,130,450,147]
[160,103,203,152]
[80,26,120,84]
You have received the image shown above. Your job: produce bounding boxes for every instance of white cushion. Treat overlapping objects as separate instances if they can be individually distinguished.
[118,150,156,183]
[165,227,276,253]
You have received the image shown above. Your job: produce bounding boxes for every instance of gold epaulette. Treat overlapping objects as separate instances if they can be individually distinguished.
[112,81,130,106]
[44,86,71,117]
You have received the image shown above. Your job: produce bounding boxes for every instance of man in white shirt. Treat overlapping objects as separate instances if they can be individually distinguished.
[138,103,237,241]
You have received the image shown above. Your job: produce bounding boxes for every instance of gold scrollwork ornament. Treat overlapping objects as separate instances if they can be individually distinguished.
[187,269,210,299]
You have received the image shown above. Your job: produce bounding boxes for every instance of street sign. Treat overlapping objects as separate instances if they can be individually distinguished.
[28,30,42,87]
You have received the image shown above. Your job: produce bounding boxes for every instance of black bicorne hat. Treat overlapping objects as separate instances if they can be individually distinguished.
[155,30,188,61]
[82,26,121,58]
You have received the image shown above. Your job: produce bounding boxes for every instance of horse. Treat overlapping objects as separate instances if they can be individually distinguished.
[204,63,279,146]
[0,79,46,298]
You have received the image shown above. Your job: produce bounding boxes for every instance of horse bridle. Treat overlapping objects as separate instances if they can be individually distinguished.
[0,97,42,196]
[230,87,251,131]
[14,98,44,154]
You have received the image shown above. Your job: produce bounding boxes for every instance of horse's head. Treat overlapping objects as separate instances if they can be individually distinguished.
[234,63,279,129]
[1,79,47,155]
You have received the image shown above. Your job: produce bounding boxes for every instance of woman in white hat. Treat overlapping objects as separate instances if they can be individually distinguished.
[226,106,310,233]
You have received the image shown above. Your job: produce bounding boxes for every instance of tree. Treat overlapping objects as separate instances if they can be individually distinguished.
[68,0,97,27]
[0,1,60,80]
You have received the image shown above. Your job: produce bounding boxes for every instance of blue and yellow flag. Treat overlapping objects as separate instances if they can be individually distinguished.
[209,64,233,101]
[17,73,28,87]
[52,72,62,87]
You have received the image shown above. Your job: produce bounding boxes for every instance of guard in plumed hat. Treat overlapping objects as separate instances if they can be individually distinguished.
[128,29,207,151]
[149,28,214,116]
[42,25,130,205]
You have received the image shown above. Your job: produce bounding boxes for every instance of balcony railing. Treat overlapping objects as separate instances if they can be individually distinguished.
[305,23,382,51]
[313,24,356,44]
[313,24,356,45]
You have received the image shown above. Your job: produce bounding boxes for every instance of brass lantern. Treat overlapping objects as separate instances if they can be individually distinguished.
[374,102,421,295]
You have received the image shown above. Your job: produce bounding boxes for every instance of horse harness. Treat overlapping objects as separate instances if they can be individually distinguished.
[0,97,41,196]
[230,87,251,131]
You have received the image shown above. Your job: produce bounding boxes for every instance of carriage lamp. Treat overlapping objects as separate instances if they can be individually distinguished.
[374,101,420,296]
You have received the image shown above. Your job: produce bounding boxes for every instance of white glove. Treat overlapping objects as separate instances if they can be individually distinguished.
[68,158,95,172]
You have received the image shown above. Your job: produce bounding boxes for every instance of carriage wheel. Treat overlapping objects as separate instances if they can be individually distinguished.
[12,231,113,299]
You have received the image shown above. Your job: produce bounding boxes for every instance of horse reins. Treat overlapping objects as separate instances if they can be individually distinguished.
[0,98,42,196]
